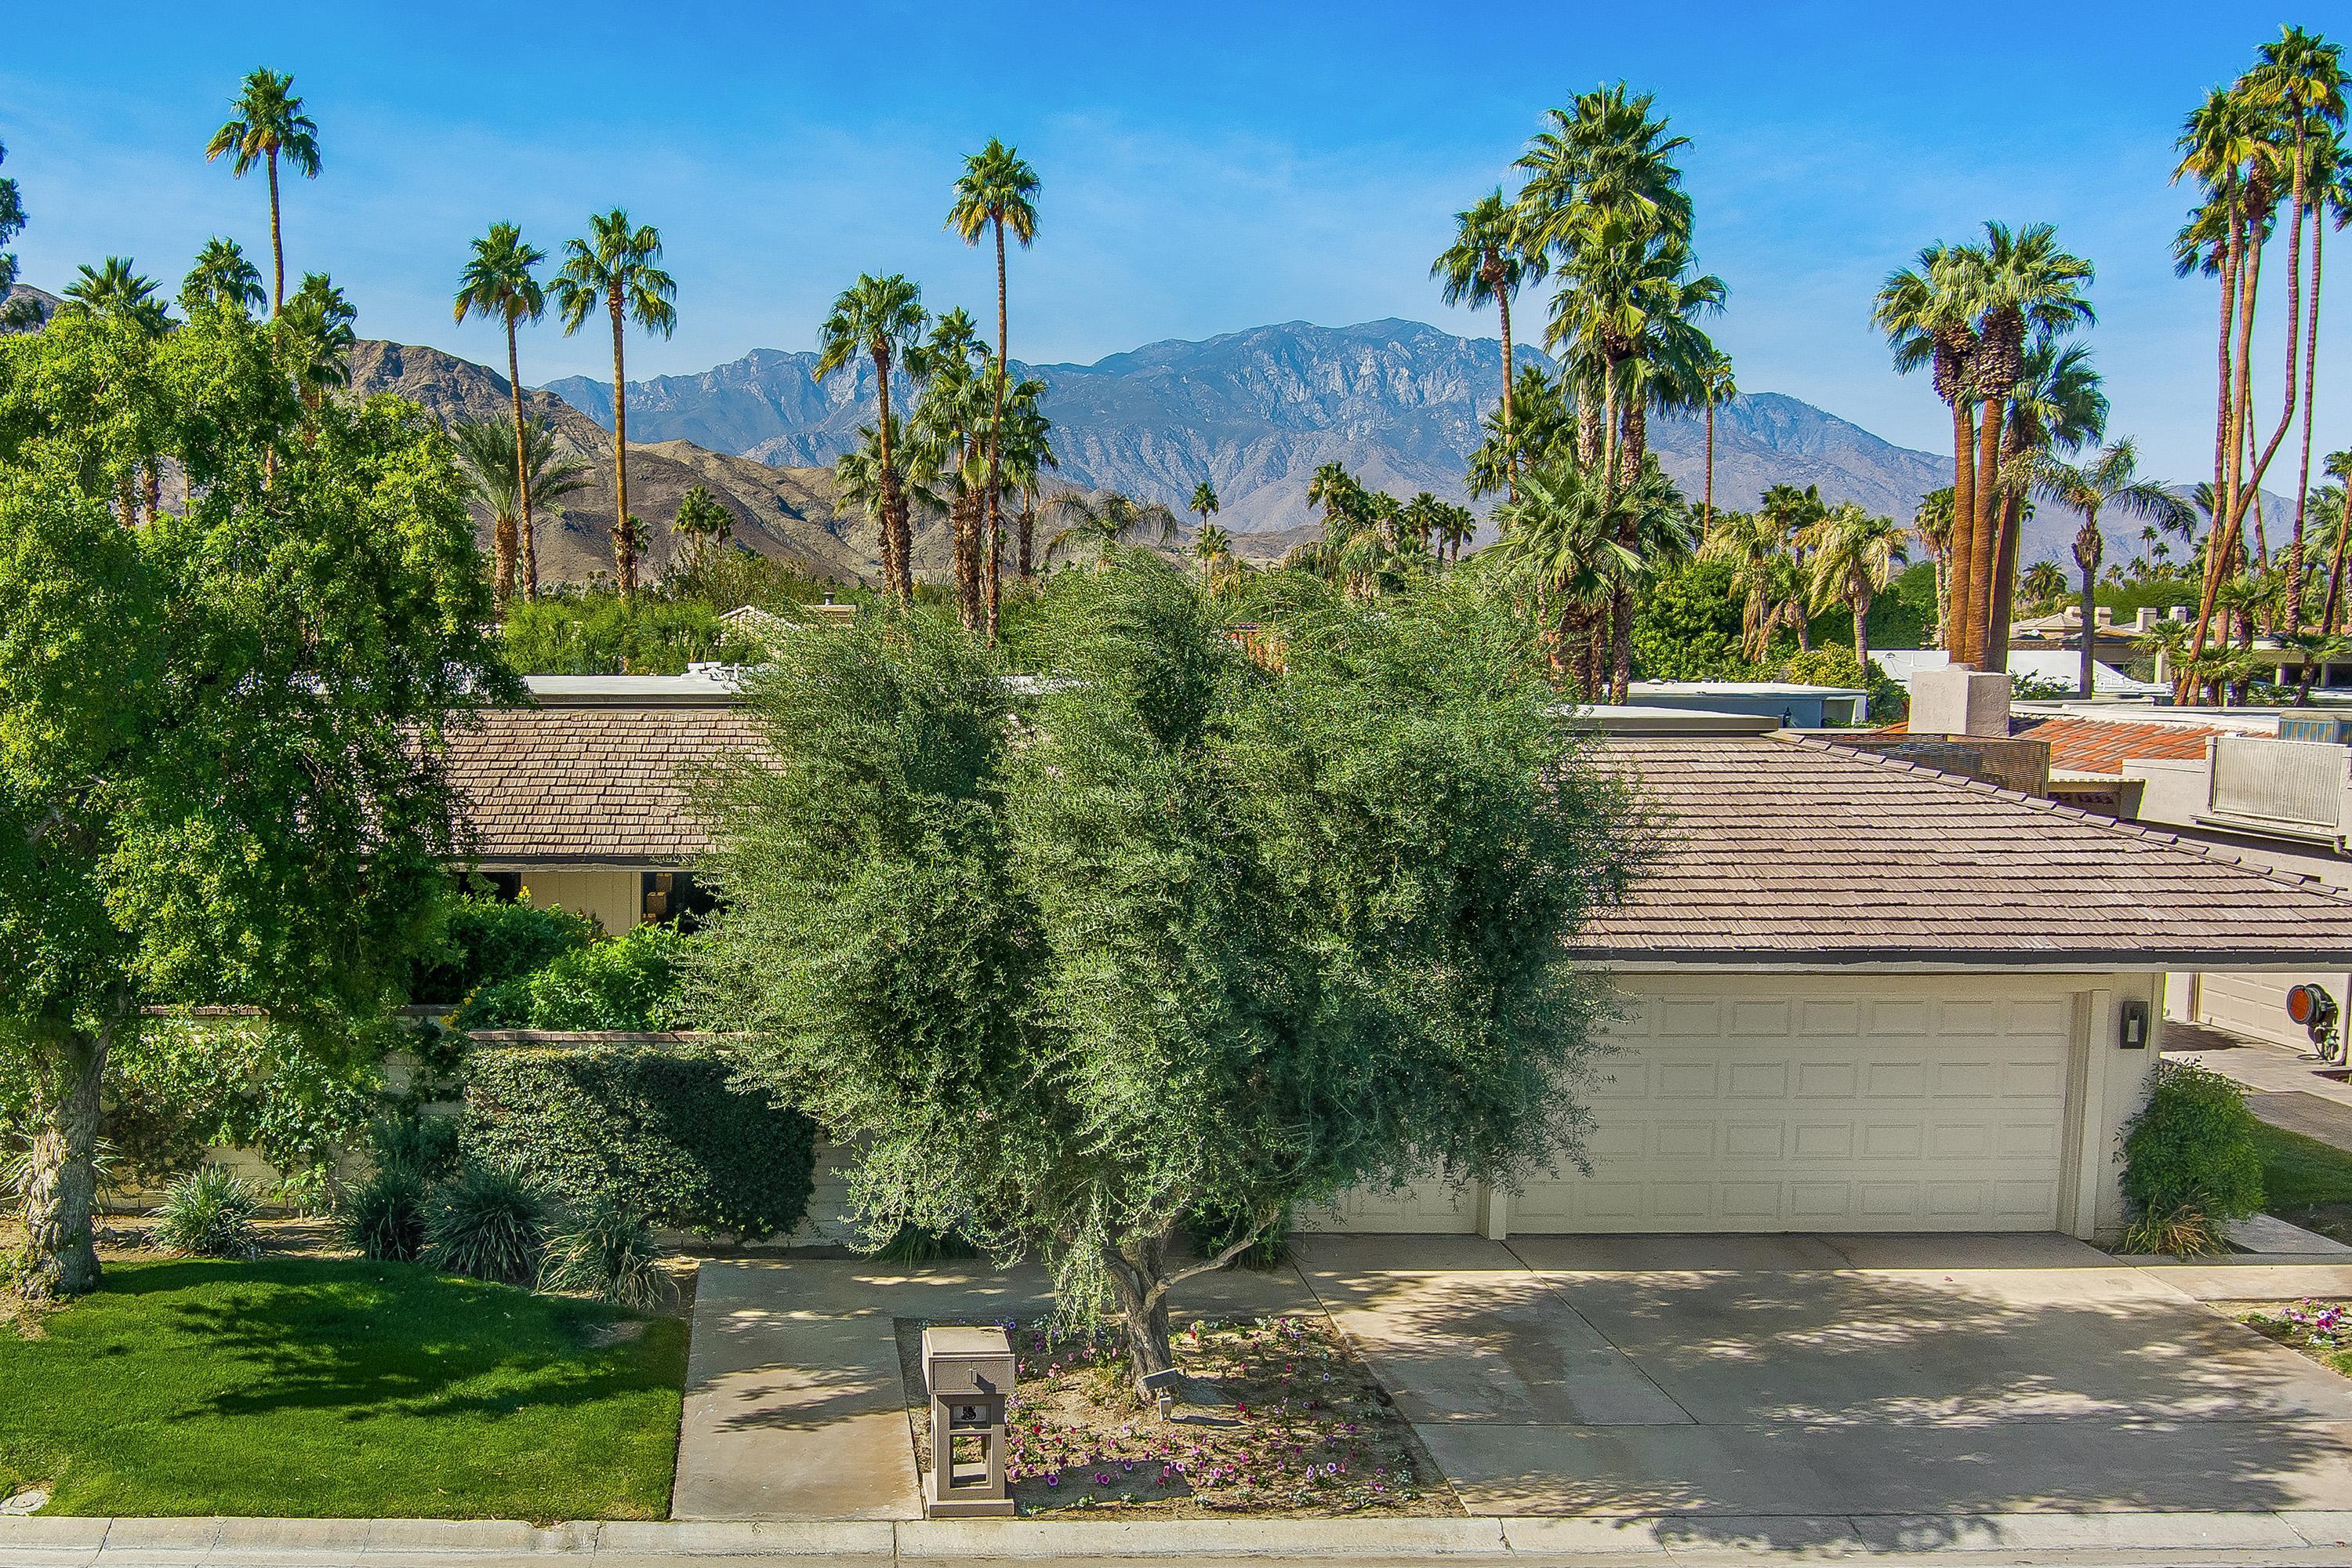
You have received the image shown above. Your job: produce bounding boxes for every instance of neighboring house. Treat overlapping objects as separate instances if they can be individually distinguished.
[1625,680,1869,728]
[441,672,759,935]
[1316,716,2352,1243]
[1875,648,2165,699]
[441,679,2352,1245]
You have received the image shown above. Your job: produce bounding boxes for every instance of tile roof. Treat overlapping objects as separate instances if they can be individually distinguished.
[441,706,762,865]
[1574,734,2352,967]
[1869,714,2231,774]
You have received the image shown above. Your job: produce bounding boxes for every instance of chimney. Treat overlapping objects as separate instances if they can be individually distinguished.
[1911,666,2013,739]
[2136,607,2162,631]
[2094,606,2114,629]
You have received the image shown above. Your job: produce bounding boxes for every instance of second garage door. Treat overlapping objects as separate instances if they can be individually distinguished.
[1512,985,2081,1234]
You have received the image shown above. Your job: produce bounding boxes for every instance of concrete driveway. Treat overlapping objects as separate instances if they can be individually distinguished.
[1293,1232,2352,1533]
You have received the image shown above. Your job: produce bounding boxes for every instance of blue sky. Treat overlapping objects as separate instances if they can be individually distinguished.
[6,2,2345,473]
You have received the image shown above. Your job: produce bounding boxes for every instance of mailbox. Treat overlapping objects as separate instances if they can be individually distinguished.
[921,1326,1017,1518]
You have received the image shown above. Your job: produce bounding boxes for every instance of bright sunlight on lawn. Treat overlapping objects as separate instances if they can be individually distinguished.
[0,1257,685,1519]
[2255,1122,2352,1246]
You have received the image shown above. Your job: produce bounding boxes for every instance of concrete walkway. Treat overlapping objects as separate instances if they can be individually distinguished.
[2171,1034,2352,1147]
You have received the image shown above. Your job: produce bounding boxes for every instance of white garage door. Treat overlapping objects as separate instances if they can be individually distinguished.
[2193,970,2346,1049]
[1513,989,2079,1233]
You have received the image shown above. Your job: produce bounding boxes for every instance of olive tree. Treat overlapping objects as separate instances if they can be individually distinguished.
[0,307,510,1299]
[691,560,1635,1382]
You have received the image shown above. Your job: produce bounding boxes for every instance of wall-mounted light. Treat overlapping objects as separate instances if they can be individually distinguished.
[2118,998,2150,1050]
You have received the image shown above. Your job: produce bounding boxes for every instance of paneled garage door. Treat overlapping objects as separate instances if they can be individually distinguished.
[1512,989,2079,1233]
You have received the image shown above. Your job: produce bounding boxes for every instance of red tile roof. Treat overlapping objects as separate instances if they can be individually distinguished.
[1871,714,2230,774]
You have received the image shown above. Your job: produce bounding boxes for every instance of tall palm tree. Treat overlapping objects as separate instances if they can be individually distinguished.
[814,274,927,602]
[1432,190,1544,498]
[1190,481,1220,535]
[1800,504,1908,670]
[1699,508,1791,662]
[455,223,551,601]
[2321,449,2352,634]
[551,210,677,602]
[911,308,994,628]
[1044,492,1177,569]
[947,139,1041,641]
[1698,348,1735,527]
[999,383,1058,579]
[203,68,319,314]
[1875,240,1994,662]
[671,485,735,579]
[452,418,591,611]
[2033,441,2194,696]
[1490,458,1643,695]
[2020,559,2069,607]
[1912,487,1956,649]
[1984,336,2107,664]
[1432,501,1475,565]
[178,237,266,318]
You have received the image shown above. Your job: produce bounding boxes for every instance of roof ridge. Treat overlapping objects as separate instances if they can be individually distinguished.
[1775,731,2352,904]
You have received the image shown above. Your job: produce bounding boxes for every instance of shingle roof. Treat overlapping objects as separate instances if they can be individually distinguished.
[1868,714,2233,774]
[1575,734,2352,967]
[442,706,761,865]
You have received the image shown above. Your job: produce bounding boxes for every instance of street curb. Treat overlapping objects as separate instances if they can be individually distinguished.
[10,1511,2352,1562]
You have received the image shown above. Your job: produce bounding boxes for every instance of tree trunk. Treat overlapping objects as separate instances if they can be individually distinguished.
[1703,397,1715,528]
[143,459,161,525]
[2078,563,2098,699]
[267,150,285,314]
[2290,212,2324,630]
[1966,394,2005,666]
[491,510,518,611]
[2327,487,2352,639]
[1984,491,2024,672]
[1100,1236,1177,1390]
[1853,584,1872,672]
[1496,278,1516,503]
[508,320,538,602]
[1930,546,1948,651]
[1946,398,1979,666]
[1018,498,1034,579]
[873,350,906,602]
[608,293,635,601]
[17,1025,111,1301]
[986,216,1007,644]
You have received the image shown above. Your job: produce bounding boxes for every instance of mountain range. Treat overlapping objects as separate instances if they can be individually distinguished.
[545,318,1969,547]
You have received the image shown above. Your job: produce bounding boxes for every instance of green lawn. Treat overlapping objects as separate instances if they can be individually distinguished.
[2255,1120,2352,1243]
[0,1257,686,1519]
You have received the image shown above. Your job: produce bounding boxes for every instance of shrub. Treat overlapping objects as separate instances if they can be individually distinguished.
[423,1164,548,1283]
[2118,1059,2264,1255]
[369,1109,460,1185]
[1777,646,1907,725]
[453,924,693,1032]
[154,1166,263,1259]
[463,1045,815,1240]
[411,894,596,1005]
[539,1196,670,1308]
[339,1165,429,1261]
[500,591,763,676]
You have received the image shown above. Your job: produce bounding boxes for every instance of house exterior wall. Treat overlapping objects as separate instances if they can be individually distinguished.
[1307,970,2162,1243]
[501,867,644,938]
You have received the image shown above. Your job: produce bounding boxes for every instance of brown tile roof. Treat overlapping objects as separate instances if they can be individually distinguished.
[1869,715,2231,774]
[1576,734,2352,967]
[442,706,762,865]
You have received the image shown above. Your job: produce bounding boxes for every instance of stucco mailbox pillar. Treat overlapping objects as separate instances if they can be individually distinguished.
[921,1326,1017,1518]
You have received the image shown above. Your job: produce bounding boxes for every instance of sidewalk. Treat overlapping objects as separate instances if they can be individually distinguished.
[9,1512,2352,1566]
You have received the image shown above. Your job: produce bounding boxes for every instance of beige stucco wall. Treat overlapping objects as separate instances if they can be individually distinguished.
[504,868,643,938]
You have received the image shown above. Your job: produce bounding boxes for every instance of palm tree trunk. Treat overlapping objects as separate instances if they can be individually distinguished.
[871,352,906,601]
[1497,281,1516,504]
[1018,495,1034,579]
[1853,584,1872,672]
[1703,396,1715,528]
[506,321,537,603]
[2079,555,2099,699]
[1965,393,2005,666]
[1946,398,1980,666]
[986,216,1007,643]
[2290,212,2324,630]
[1985,491,2024,672]
[267,149,285,314]
[607,292,634,601]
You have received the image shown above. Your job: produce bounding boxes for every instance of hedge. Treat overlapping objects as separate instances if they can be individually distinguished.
[452,924,689,1032]
[461,1044,815,1240]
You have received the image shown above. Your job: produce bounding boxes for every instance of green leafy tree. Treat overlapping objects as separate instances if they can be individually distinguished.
[947,140,1041,641]
[455,223,551,601]
[552,210,677,601]
[0,307,514,1299]
[202,67,320,313]
[0,140,27,326]
[814,274,927,602]
[179,238,266,319]
[688,566,1635,1381]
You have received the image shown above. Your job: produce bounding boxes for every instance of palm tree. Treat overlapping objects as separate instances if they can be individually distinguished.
[179,237,265,318]
[455,223,551,601]
[671,485,735,579]
[1490,458,1643,695]
[0,140,25,323]
[1698,348,1735,526]
[1432,190,1543,498]
[999,386,1058,579]
[1190,481,1220,535]
[281,271,357,412]
[1192,521,1236,593]
[2020,559,2069,608]
[814,274,927,602]
[835,413,943,582]
[203,68,319,314]
[1801,504,1908,670]
[551,211,677,601]
[1984,336,2107,664]
[2321,449,2352,634]
[1044,492,1177,569]
[1700,508,1791,662]
[1913,487,1956,648]
[452,418,591,611]
[1875,241,1988,662]
[947,140,1041,641]
[60,257,170,334]
[910,308,994,628]
[2033,441,2194,696]
[1432,501,1475,565]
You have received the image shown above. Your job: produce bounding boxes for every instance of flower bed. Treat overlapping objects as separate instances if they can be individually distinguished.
[897,1313,1457,1516]
[2244,1298,2352,1360]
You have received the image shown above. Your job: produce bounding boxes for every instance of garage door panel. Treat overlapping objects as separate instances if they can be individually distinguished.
[1514,989,2077,1235]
